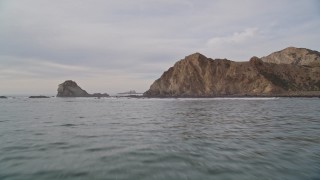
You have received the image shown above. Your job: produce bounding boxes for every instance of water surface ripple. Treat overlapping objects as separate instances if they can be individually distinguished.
[0,97,320,179]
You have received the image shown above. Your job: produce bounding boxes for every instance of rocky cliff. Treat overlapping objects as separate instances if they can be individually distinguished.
[57,80,109,97]
[144,49,320,97]
[261,47,320,67]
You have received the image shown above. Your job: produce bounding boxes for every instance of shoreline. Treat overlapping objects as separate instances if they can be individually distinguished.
[2,93,320,99]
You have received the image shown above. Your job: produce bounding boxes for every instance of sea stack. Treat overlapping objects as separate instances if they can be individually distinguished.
[57,80,109,97]
[57,80,90,97]
[144,47,320,97]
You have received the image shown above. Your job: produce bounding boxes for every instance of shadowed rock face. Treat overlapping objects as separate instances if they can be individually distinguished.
[57,80,90,97]
[144,50,320,97]
[261,47,320,67]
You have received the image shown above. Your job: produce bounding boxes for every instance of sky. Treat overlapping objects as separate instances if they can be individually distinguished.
[1,0,320,95]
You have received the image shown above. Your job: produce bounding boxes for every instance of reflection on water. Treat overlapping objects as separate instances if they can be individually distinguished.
[0,97,320,179]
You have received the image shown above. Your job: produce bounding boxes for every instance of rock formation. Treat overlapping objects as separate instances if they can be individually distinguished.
[29,95,50,98]
[0,96,7,99]
[144,48,320,97]
[261,47,320,67]
[91,93,110,98]
[57,80,90,97]
[57,80,109,97]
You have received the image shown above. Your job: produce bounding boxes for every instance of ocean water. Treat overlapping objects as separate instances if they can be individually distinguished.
[0,97,320,180]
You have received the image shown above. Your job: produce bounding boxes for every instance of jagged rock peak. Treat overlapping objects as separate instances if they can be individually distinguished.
[185,52,207,60]
[60,80,79,87]
[176,52,210,65]
[176,52,233,69]
[261,47,320,66]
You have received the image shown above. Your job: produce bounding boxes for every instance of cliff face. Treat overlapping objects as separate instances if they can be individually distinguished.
[144,50,320,97]
[261,47,320,67]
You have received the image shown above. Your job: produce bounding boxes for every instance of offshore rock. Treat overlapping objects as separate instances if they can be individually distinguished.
[57,80,109,97]
[144,50,320,97]
[57,80,90,97]
[92,93,110,98]
[29,95,50,98]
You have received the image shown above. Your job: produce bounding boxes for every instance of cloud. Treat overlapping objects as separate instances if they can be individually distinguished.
[0,69,38,79]
[0,55,92,79]
[0,0,319,94]
[207,28,259,47]
[37,61,90,72]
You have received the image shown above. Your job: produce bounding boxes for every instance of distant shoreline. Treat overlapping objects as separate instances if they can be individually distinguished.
[2,93,320,99]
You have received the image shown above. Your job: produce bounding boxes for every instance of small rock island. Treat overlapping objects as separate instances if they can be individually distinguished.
[57,80,109,97]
